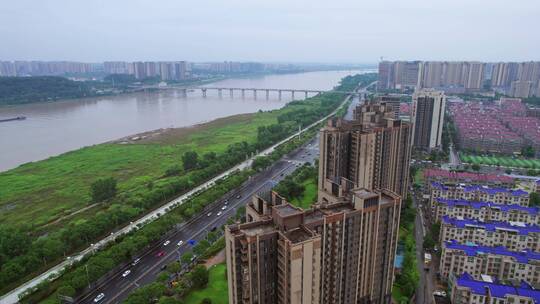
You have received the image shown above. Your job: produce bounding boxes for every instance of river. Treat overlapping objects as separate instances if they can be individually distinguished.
[0,70,370,172]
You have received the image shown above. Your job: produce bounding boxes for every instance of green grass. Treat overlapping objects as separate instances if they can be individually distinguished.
[184,264,228,304]
[413,168,424,186]
[290,177,318,209]
[0,111,283,229]
[460,153,540,169]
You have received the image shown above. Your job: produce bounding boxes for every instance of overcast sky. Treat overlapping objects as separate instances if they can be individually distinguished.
[1,0,539,63]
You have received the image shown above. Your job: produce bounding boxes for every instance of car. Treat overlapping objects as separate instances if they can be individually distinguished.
[93,293,105,303]
[122,270,131,277]
[236,194,241,199]
[217,211,222,216]
[156,251,165,257]
[210,226,217,232]
[131,258,141,266]
[433,291,447,297]
[221,206,227,210]
[207,212,212,217]
[224,199,229,204]
[163,240,171,246]
[177,240,184,246]
[160,264,167,270]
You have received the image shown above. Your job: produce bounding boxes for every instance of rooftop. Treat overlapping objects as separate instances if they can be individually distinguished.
[444,240,540,264]
[274,204,303,217]
[441,216,540,235]
[435,198,538,215]
[424,168,514,184]
[283,226,315,244]
[431,182,529,197]
[456,273,540,301]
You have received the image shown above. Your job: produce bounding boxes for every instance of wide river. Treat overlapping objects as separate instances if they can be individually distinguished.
[0,70,370,172]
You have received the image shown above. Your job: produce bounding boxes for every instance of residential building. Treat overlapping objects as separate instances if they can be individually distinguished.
[319,101,412,199]
[450,273,540,304]
[510,80,534,98]
[429,182,530,208]
[422,168,515,189]
[226,186,401,304]
[377,61,394,90]
[440,241,540,283]
[411,89,446,150]
[439,216,540,252]
[433,198,539,225]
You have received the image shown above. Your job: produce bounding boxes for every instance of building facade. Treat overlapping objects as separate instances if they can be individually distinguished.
[226,188,401,304]
[319,102,412,200]
[411,89,446,150]
[439,216,540,252]
[440,241,540,283]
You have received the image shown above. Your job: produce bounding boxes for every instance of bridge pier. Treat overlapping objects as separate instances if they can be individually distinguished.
[202,88,207,98]
[180,88,187,98]
[265,89,269,100]
[278,90,282,100]
[253,89,257,99]
[304,91,308,99]
[291,90,295,99]
[241,89,245,99]
[230,89,233,98]
[218,89,223,98]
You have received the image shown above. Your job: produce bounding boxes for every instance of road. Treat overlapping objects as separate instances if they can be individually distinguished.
[0,90,354,304]
[78,127,322,304]
[448,143,461,168]
[78,86,369,304]
[414,193,436,304]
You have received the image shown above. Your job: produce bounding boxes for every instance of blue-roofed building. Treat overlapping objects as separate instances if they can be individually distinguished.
[440,216,540,252]
[440,240,540,284]
[430,182,530,212]
[433,198,540,225]
[451,272,540,304]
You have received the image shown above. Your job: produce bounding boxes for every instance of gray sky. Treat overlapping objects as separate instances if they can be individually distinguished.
[1,0,539,63]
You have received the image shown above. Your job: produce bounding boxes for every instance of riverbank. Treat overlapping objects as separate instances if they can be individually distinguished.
[0,73,373,298]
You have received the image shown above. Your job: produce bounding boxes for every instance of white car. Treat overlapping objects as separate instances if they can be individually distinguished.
[217,211,222,216]
[131,258,141,266]
[163,240,171,246]
[221,206,227,210]
[433,291,447,297]
[207,212,212,217]
[122,270,131,277]
[177,240,184,246]
[94,293,105,303]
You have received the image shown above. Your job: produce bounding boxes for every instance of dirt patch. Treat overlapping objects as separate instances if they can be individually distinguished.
[111,113,256,145]
[204,249,225,268]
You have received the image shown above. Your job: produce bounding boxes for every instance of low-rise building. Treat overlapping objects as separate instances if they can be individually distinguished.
[451,273,540,304]
[430,182,530,209]
[440,240,540,283]
[433,198,539,225]
[440,216,540,252]
[423,168,515,189]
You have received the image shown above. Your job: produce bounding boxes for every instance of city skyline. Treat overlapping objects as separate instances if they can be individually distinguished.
[1,0,539,63]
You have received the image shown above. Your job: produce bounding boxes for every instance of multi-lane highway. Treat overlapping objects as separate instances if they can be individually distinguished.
[79,136,320,304]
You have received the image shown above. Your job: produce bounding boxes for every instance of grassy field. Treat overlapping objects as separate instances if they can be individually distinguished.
[413,168,424,186]
[0,111,279,229]
[290,178,318,209]
[184,264,228,304]
[460,154,540,169]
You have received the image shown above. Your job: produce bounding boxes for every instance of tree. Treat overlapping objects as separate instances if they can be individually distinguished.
[165,165,181,177]
[158,297,181,304]
[182,151,199,171]
[471,164,480,172]
[157,271,170,283]
[193,239,210,256]
[423,233,435,250]
[168,261,181,274]
[181,252,193,265]
[189,265,209,289]
[522,146,535,158]
[90,177,117,202]
[201,298,212,304]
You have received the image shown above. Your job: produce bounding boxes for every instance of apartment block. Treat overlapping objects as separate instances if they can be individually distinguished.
[226,187,401,304]
[411,89,446,150]
[439,216,540,252]
[451,273,540,304]
[319,101,412,200]
[433,198,539,225]
[440,241,540,283]
[430,182,530,209]
[423,168,515,189]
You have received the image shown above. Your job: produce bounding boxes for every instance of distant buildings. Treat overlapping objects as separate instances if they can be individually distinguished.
[378,61,540,97]
[411,89,446,150]
[0,61,94,76]
[429,182,530,208]
[106,61,190,81]
[449,98,540,155]
[225,100,411,304]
